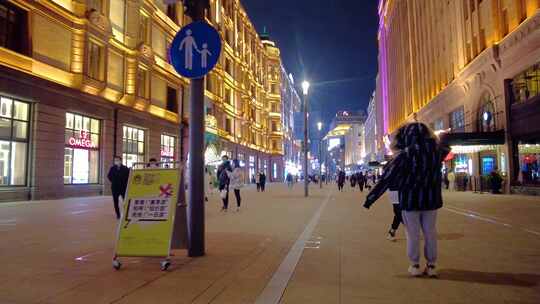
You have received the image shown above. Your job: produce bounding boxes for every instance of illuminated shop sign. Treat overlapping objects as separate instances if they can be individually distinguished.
[68,131,96,149]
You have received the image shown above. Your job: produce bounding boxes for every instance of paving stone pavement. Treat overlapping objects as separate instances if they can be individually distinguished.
[1,183,539,304]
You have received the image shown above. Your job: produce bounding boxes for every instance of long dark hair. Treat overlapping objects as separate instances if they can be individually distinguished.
[391,122,438,152]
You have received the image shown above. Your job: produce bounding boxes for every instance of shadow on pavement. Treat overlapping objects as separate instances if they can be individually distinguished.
[437,233,465,240]
[437,269,540,287]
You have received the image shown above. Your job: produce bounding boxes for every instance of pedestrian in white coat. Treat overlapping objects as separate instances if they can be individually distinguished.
[227,159,244,211]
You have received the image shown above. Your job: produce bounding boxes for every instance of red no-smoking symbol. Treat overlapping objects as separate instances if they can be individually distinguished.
[159,184,173,198]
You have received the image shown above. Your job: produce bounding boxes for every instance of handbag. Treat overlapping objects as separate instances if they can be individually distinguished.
[220,189,227,199]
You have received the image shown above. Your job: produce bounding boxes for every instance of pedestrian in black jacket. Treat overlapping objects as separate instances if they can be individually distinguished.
[363,122,450,278]
[107,156,130,219]
[358,172,365,192]
[217,155,232,211]
[260,172,267,192]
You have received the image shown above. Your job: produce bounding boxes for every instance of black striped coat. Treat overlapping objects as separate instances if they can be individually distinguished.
[365,124,451,211]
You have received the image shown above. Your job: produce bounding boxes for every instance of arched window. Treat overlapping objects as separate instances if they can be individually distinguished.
[478,96,496,132]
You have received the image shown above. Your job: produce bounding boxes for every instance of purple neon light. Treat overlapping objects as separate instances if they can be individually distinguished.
[378,1,389,135]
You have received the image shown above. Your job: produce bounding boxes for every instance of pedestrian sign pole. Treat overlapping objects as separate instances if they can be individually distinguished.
[170,0,221,257]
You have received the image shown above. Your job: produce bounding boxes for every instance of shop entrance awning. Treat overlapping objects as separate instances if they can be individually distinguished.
[444,130,505,146]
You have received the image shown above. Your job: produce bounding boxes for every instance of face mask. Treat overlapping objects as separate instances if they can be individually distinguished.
[114,161,121,166]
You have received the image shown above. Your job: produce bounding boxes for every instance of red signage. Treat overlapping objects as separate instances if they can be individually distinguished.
[161,147,174,157]
[161,147,174,158]
[68,130,97,149]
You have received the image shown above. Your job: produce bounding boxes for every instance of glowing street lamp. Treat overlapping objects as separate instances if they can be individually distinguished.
[302,80,310,96]
[317,121,323,131]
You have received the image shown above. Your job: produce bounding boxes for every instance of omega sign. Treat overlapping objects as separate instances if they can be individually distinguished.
[68,131,96,149]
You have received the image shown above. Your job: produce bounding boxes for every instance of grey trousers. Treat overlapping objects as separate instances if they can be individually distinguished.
[402,210,438,265]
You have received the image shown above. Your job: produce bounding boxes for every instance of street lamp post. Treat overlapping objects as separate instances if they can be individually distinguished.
[317,122,323,189]
[302,81,310,197]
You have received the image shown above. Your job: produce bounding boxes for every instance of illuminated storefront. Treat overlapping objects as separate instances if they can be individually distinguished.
[519,144,540,186]
[507,60,540,193]
[0,96,29,186]
[63,113,100,184]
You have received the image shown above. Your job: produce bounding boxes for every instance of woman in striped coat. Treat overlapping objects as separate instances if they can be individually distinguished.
[364,122,450,278]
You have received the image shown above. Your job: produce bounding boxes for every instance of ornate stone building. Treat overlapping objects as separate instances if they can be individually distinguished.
[0,0,284,200]
[378,0,540,193]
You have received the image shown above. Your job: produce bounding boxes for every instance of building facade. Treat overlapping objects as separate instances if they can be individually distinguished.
[280,66,302,179]
[323,111,365,177]
[378,0,540,193]
[364,91,380,164]
[0,0,284,201]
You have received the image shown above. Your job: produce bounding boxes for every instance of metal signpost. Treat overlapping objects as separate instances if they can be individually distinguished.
[170,1,221,257]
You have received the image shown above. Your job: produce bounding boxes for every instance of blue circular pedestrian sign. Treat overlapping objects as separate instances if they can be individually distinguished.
[170,22,222,79]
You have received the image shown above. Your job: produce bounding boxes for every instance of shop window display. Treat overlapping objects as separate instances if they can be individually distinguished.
[0,96,29,186]
[160,134,176,164]
[519,143,540,186]
[64,113,100,184]
[123,126,146,168]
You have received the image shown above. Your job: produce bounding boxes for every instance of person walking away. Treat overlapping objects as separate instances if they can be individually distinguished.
[358,172,365,192]
[260,172,267,192]
[204,167,211,202]
[463,174,469,191]
[365,173,374,190]
[350,173,357,188]
[217,155,232,211]
[363,122,450,278]
[107,156,130,219]
[448,170,456,191]
[227,160,244,211]
[255,172,261,192]
[286,173,294,189]
[490,168,503,194]
[443,169,450,189]
[337,170,345,191]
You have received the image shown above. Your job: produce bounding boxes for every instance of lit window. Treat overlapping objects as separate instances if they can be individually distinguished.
[511,62,540,104]
[160,134,176,165]
[449,107,465,132]
[64,113,100,184]
[0,1,30,55]
[139,14,150,44]
[0,96,30,186]
[123,126,145,168]
[166,86,178,113]
[87,40,104,81]
[137,67,149,99]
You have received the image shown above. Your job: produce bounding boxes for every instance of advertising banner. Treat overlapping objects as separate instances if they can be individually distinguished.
[115,168,181,257]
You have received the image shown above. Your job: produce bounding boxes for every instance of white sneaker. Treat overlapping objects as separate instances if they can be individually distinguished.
[424,264,438,278]
[408,265,423,277]
[386,230,396,242]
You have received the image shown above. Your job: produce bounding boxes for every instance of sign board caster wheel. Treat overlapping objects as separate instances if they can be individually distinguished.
[160,260,171,271]
[113,260,122,270]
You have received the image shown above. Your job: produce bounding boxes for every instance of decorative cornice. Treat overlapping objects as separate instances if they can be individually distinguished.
[498,10,540,54]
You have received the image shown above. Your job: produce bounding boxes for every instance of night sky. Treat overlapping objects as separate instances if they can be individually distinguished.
[242,0,380,131]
